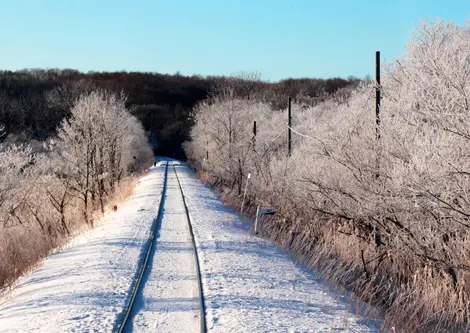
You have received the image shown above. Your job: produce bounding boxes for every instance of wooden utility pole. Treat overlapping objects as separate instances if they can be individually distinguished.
[287,97,292,156]
[376,51,381,140]
[375,51,381,180]
[252,120,256,148]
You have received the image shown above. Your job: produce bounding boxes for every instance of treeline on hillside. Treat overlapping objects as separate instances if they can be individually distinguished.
[0,69,361,158]
[0,90,153,288]
[186,20,470,332]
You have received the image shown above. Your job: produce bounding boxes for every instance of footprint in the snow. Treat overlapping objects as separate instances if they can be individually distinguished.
[70,314,90,321]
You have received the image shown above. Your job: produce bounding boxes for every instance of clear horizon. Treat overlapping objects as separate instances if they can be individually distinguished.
[1,0,469,81]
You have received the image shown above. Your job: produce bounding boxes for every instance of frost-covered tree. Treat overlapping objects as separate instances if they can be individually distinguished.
[187,19,470,332]
[0,145,35,228]
[0,89,153,289]
[56,90,152,224]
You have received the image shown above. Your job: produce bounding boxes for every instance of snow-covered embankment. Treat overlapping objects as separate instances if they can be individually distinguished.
[0,163,166,333]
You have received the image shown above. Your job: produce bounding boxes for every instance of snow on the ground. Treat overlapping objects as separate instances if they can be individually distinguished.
[174,162,382,333]
[124,165,199,333]
[0,163,166,333]
[0,159,382,333]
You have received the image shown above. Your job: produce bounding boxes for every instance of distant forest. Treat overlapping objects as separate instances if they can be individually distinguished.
[0,69,361,159]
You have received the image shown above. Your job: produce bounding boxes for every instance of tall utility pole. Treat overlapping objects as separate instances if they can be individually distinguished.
[252,120,257,148]
[376,51,381,140]
[287,97,292,156]
[375,51,381,180]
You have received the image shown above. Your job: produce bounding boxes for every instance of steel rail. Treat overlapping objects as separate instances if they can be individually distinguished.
[116,161,169,333]
[172,163,207,333]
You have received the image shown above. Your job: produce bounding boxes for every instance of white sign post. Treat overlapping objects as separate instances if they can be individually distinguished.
[254,205,276,234]
[240,173,251,213]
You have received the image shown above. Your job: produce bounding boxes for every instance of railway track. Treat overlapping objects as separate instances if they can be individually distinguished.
[173,163,207,333]
[116,161,206,333]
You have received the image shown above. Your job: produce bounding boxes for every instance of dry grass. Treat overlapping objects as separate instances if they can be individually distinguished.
[0,171,146,294]
[0,226,54,291]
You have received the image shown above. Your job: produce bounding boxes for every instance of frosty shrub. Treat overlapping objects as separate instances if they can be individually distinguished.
[186,19,470,332]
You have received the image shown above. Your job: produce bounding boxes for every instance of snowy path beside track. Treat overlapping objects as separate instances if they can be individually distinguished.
[0,164,167,333]
[174,162,380,333]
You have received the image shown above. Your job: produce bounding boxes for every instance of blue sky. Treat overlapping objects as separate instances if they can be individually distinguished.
[1,0,469,81]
